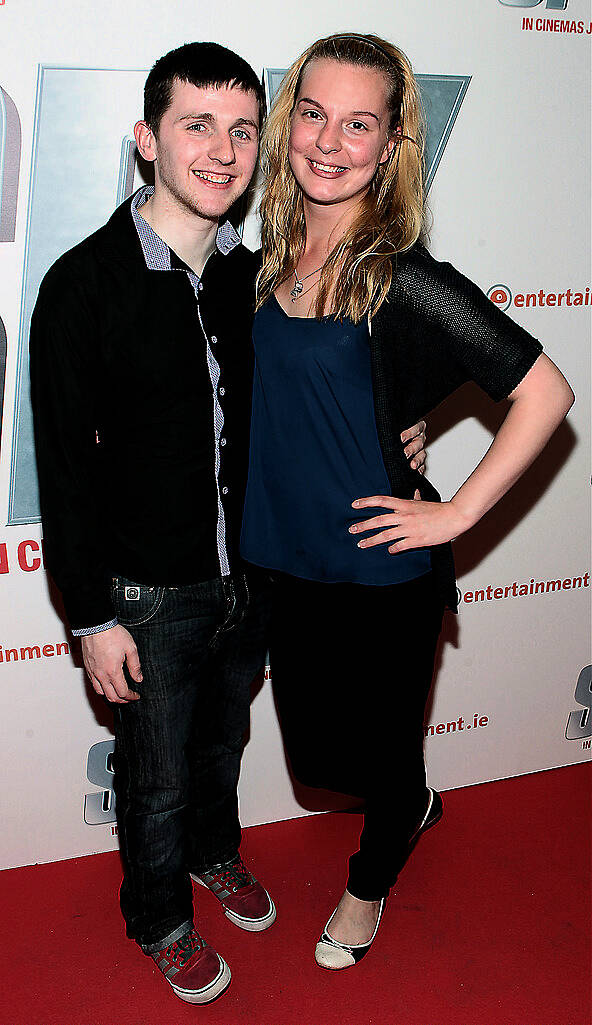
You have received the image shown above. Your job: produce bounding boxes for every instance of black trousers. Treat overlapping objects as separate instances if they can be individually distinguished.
[269,571,444,901]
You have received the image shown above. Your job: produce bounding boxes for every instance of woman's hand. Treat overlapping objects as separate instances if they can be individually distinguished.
[350,492,472,553]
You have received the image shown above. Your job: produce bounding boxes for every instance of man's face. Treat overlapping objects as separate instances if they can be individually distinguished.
[149,79,260,222]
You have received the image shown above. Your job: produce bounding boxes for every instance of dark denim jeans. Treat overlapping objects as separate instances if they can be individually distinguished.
[111,571,270,953]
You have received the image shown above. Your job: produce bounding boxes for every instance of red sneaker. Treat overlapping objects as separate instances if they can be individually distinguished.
[191,855,276,932]
[151,927,230,1004]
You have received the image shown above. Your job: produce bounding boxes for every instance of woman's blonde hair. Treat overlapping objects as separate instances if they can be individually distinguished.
[256,32,426,322]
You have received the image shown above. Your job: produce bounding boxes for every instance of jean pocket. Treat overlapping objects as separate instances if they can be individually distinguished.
[112,579,166,627]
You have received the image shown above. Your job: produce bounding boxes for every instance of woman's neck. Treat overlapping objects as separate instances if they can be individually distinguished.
[274,196,362,318]
[302,196,360,257]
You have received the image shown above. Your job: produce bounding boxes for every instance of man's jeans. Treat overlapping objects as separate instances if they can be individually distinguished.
[111,571,270,953]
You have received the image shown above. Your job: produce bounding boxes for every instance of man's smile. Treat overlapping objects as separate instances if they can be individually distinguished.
[192,170,236,185]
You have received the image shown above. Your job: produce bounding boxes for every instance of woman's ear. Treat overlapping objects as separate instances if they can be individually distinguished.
[379,134,397,166]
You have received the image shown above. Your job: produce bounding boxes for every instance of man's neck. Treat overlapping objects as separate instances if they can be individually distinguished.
[139,190,219,277]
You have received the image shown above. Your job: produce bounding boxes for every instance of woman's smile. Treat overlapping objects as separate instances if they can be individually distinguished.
[306,157,349,177]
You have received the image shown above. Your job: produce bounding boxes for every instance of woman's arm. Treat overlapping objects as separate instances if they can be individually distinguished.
[350,354,574,553]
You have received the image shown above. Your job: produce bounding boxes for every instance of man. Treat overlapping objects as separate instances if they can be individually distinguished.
[30,42,426,1005]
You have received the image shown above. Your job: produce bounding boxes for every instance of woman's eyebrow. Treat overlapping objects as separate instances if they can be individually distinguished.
[351,110,380,122]
[296,97,380,122]
[297,96,324,109]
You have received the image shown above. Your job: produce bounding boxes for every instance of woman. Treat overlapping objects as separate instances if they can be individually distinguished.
[241,33,574,969]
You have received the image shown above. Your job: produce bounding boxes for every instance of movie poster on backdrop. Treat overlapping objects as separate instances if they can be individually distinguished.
[0,0,589,869]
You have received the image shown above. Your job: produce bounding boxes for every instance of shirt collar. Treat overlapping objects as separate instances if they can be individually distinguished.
[130,185,242,272]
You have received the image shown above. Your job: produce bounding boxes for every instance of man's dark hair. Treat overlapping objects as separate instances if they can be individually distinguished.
[144,41,266,132]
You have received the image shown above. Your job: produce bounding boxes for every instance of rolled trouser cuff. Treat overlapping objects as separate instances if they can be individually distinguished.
[140,919,193,954]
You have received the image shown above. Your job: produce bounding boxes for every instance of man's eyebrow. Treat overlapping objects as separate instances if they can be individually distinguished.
[232,117,259,132]
[297,97,380,122]
[176,112,215,123]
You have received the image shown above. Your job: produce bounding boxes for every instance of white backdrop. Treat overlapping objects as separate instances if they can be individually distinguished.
[0,0,589,870]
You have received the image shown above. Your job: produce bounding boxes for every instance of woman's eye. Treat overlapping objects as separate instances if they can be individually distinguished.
[348,121,368,132]
[303,109,322,120]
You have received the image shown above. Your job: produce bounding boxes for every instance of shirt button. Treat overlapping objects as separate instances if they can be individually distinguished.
[222,486,229,495]
[198,282,204,291]
[219,386,225,396]
[220,437,226,447]
[211,335,217,344]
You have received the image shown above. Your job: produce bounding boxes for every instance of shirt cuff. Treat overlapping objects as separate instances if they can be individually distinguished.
[72,618,118,637]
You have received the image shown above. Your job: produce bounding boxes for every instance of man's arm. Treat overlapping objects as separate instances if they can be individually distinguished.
[30,265,141,701]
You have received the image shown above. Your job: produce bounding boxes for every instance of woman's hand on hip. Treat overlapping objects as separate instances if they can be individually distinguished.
[349,492,472,553]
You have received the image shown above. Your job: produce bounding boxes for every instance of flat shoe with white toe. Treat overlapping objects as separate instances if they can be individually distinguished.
[315,788,442,970]
[314,898,385,970]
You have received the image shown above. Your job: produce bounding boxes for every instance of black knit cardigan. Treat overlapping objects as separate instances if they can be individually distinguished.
[368,244,543,612]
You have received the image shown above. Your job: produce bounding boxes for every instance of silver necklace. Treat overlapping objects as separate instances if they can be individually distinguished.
[290,263,325,301]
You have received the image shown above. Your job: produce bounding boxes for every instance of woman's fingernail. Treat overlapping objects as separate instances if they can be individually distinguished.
[349,525,357,533]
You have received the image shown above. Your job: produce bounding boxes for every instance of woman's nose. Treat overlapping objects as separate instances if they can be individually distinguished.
[315,120,341,154]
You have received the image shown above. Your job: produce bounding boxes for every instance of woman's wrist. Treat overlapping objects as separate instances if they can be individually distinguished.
[447,496,480,538]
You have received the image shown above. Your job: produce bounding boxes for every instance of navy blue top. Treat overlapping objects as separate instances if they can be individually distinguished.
[240,297,432,585]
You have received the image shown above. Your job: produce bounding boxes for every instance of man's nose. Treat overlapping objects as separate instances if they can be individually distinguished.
[208,132,236,164]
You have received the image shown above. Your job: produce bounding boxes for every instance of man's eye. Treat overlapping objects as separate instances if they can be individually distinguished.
[187,122,207,132]
[349,121,368,132]
[232,129,252,141]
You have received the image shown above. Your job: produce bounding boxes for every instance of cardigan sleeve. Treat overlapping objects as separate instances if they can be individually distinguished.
[30,260,116,632]
[401,249,543,402]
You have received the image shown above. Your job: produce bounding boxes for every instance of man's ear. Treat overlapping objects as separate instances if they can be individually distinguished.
[134,120,157,163]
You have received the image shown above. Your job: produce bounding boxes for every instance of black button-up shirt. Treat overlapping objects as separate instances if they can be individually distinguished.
[30,188,257,632]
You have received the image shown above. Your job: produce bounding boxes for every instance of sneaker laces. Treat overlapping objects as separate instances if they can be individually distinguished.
[217,857,251,892]
[164,928,204,967]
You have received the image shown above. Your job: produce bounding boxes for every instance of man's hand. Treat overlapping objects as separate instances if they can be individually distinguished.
[401,420,427,473]
[82,625,142,704]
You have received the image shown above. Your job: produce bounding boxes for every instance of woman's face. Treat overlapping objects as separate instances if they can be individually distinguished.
[288,58,394,213]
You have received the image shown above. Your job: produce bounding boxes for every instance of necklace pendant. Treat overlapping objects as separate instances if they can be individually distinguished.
[290,281,303,299]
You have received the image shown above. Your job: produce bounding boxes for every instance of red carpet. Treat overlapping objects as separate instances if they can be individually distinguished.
[2,763,590,1025]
